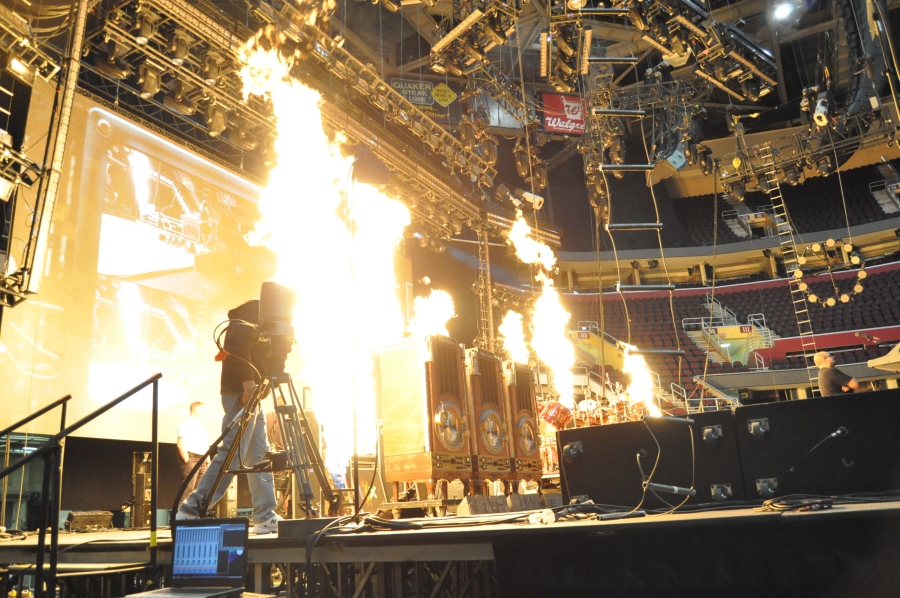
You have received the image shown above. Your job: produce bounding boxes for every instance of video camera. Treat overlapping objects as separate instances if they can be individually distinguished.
[254,281,298,378]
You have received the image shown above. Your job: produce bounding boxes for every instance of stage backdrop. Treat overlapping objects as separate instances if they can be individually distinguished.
[0,80,271,442]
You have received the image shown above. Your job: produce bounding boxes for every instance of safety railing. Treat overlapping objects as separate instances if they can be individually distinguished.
[703,293,739,325]
[681,316,731,332]
[0,374,162,598]
[750,352,769,371]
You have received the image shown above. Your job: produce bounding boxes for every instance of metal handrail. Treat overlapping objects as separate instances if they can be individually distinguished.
[574,321,622,346]
[0,395,72,440]
[0,373,162,598]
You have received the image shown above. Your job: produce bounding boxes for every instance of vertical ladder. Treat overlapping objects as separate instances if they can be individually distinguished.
[759,145,818,394]
[475,226,495,352]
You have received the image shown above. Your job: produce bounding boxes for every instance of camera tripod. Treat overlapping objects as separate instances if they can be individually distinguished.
[176,372,334,518]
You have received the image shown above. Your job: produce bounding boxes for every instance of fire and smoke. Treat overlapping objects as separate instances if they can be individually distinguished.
[505,212,576,408]
[407,290,456,338]
[239,34,409,469]
[622,344,661,417]
[497,310,529,364]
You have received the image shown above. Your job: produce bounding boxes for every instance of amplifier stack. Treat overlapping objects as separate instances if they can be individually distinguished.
[379,335,542,501]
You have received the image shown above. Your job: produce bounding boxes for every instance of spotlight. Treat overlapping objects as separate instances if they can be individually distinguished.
[163,79,195,115]
[95,41,132,79]
[201,51,223,85]
[135,62,162,99]
[798,282,808,291]
[816,155,833,175]
[840,294,850,303]
[762,248,772,258]
[630,260,641,269]
[483,20,508,47]
[228,116,258,151]
[204,102,227,137]
[825,238,836,248]
[647,259,659,269]
[166,30,191,66]
[842,242,853,253]
[854,284,863,293]
[134,9,158,45]
[811,243,822,252]
[793,269,803,279]
[858,270,867,279]
[757,174,770,193]
[0,177,14,202]
[850,255,861,265]
[807,293,818,303]
[567,0,588,8]
[741,78,761,102]
[784,167,800,185]
[0,49,36,86]
[730,181,746,201]
[826,297,836,307]
[773,2,793,20]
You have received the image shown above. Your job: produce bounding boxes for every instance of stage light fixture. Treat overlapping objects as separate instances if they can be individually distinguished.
[163,79,195,115]
[201,51,223,85]
[807,293,818,303]
[840,293,850,303]
[757,174,770,193]
[483,20,508,47]
[166,30,191,66]
[228,116,258,151]
[730,181,746,201]
[647,259,659,269]
[204,102,227,137]
[773,2,793,19]
[850,254,861,265]
[854,284,863,293]
[136,62,162,99]
[858,270,867,279]
[380,0,401,13]
[134,9,158,45]
[567,0,588,9]
[784,167,800,185]
[842,242,853,253]
[0,49,36,86]
[816,155,833,175]
[630,260,641,269]
[0,177,14,202]
[95,41,132,79]
[826,297,836,307]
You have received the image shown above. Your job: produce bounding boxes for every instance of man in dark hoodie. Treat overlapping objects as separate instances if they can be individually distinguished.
[175,299,280,534]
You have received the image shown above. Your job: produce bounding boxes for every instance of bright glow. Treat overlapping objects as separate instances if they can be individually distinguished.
[622,344,661,417]
[508,210,556,271]
[530,274,575,408]
[407,290,456,338]
[506,212,576,408]
[773,2,793,19]
[239,32,409,470]
[127,150,156,219]
[498,310,529,364]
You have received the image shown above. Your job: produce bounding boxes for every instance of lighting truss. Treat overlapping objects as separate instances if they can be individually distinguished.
[589,0,777,102]
[429,0,524,78]
[0,3,61,84]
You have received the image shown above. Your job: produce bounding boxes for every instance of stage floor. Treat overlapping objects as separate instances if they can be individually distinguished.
[2,499,900,566]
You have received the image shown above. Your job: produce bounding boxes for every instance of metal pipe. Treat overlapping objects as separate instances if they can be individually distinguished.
[0,396,72,440]
[150,380,158,568]
[1,435,9,527]
[25,0,89,293]
[606,223,664,230]
[629,349,687,356]
[578,8,631,15]
[598,164,655,171]
[591,109,647,117]
[616,284,676,292]
[587,56,640,64]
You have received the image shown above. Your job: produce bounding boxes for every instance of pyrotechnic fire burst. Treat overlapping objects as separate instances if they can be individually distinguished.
[239,33,409,470]
[622,344,661,417]
[407,289,456,338]
[505,211,576,408]
[498,310,529,364]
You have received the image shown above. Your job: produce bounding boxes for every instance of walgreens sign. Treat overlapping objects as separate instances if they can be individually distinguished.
[542,93,586,135]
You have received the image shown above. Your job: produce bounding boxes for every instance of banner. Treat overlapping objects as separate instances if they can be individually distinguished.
[542,93,587,135]
[391,78,460,124]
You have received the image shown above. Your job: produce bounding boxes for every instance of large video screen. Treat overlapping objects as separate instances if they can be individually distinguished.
[0,81,269,442]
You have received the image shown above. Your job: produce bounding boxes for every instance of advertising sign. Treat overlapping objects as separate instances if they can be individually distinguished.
[542,93,587,135]
[391,78,460,124]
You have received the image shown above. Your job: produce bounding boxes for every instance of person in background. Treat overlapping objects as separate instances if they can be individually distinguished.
[814,351,859,396]
[177,402,209,503]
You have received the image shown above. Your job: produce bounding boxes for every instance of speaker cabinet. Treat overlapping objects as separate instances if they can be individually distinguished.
[559,411,746,509]
[380,335,473,492]
[466,348,512,486]
[735,389,900,498]
[504,361,542,482]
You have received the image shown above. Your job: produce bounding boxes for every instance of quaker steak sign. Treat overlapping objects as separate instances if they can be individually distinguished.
[391,78,461,125]
[542,93,587,135]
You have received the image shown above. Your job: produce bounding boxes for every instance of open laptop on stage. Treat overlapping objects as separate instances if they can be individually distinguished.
[129,518,249,598]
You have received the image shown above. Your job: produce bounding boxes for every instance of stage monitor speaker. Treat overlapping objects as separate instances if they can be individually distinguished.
[504,361,542,482]
[350,454,388,514]
[734,389,900,498]
[66,510,114,531]
[380,335,473,492]
[132,452,153,528]
[466,348,512,484]
[559,410,746,509]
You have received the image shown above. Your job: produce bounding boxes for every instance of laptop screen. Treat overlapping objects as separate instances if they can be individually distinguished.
[172,519,249,588]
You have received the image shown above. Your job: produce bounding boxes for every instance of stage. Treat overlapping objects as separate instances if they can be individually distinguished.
[3,499,900,597]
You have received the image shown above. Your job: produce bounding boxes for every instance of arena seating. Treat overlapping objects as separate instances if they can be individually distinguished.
[564,262,900,392]
[672,163,894,247]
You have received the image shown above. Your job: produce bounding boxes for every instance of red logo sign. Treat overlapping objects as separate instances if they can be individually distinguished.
[740,325,753,333]
[578,331,590,339]
[542,93,586,135]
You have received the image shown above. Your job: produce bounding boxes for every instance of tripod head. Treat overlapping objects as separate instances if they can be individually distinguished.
[254,281,298,378]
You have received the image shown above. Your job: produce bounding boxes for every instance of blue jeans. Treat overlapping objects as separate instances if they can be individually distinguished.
[178,393,276,523]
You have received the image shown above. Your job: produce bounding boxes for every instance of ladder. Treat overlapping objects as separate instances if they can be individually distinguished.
[759,145,818,394]
[475,226,495,352]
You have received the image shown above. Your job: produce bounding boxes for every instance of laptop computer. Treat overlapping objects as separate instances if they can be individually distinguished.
[129,518,249,598]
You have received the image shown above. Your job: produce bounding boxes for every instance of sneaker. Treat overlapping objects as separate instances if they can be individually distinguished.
[175,509,199,520]
[253,514,283,535]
